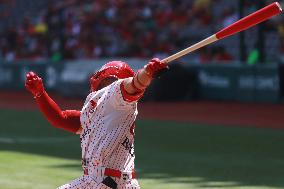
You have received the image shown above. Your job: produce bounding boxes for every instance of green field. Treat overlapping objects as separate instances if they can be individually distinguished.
[1,109,284,189]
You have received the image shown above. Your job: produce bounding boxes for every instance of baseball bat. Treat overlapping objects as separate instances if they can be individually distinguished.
[162,2,282,63]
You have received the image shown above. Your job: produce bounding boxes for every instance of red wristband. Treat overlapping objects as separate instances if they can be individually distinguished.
[135,69,148,88]
[131,77,144,93]
[143,65,153,77]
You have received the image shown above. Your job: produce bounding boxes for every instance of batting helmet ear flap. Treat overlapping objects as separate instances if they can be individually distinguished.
[90,61,134,92]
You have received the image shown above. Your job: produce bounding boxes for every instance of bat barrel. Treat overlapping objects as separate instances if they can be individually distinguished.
[216,2,282,40]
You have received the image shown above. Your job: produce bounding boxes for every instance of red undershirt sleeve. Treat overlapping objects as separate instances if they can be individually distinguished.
[35,91,81,134]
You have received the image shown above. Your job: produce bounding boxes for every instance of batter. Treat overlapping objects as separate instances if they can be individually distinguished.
[25,58,168,189]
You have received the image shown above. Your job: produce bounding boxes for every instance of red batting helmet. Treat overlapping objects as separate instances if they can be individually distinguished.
[90,61,134,91]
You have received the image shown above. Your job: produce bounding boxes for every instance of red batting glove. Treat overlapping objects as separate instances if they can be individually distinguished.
[25,71,45,97]
[144,58,169,78]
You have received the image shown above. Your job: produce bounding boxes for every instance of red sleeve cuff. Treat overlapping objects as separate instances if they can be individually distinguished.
[120,81,144,103]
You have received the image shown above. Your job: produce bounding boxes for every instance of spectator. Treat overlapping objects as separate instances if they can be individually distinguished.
[198,47,212,64]
[212,46,233,62]
[0,0,281,63]
[221,7,238,28]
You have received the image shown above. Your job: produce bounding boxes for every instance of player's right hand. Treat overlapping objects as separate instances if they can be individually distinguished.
[25,71,45,97]
[144,58,169,78]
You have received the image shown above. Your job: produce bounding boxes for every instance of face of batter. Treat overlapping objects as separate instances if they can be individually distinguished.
[93,77,118,92]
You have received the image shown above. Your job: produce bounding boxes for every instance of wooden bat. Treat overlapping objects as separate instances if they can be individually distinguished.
[162,2,282,64]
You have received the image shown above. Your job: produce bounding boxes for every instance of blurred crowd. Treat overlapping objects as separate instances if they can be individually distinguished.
[0,0,283,63]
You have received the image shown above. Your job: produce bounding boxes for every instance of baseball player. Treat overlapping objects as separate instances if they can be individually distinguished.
[25,58,168,189]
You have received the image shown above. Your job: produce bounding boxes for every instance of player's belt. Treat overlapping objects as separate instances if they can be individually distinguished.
[84,167,136,180]
[104,168,136,180]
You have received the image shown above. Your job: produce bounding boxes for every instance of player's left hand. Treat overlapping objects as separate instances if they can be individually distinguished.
[25,71,45,97]
[144,58,169,78]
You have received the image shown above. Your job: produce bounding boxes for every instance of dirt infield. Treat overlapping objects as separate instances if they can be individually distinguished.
[1,91,284,129]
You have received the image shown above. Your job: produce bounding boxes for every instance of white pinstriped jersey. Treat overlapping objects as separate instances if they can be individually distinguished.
[80,79,138,173]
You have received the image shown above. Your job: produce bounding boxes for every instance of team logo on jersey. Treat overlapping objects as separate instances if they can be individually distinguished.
[82,158,90,167]
[81,128,91,140]
[89,100,97,113]
[130,123,136,135]
[121,137,134,157]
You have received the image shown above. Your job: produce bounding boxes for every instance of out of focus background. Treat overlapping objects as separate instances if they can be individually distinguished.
[1,0,284,188]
